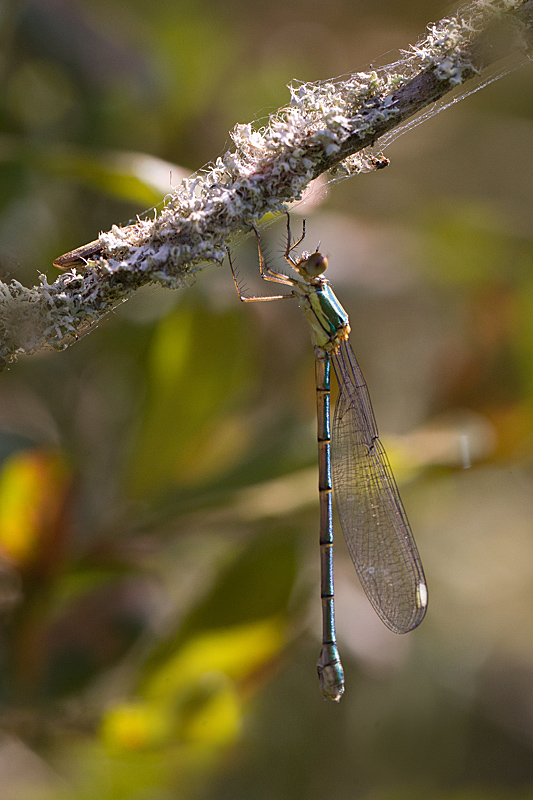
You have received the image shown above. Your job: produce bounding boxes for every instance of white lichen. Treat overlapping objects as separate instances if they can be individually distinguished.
[0,0,528,362]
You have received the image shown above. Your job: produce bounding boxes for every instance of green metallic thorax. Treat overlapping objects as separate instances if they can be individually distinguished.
[297,278,351,351]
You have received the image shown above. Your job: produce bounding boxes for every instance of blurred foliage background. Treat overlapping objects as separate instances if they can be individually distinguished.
[0,0,533,798]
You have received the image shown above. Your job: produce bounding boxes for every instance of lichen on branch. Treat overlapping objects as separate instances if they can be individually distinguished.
[1,0,532,362]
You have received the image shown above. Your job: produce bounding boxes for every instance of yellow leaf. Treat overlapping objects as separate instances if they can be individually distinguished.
[0,450,68,565]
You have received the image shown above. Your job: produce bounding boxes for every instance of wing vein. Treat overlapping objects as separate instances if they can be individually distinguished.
[331,339,427,633]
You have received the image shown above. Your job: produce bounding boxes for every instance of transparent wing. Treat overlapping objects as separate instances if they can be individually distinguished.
[331,339,427,633]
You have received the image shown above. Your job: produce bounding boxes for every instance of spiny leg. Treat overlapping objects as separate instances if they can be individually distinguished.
[251,225,293,285]
[284,214,306,267]
[226,244,294,303]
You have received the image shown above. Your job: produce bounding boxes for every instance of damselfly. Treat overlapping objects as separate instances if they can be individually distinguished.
[228,217,427,701]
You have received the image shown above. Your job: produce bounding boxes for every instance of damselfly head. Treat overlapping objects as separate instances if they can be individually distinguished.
[296,251,328,280]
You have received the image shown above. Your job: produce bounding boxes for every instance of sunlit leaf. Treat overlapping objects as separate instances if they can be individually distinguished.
[101,700,173,751]
[126,300,254,496]
[145,618,286,701]
[0,449,69,566]
[0,135,189,207]
[139,531,299,708]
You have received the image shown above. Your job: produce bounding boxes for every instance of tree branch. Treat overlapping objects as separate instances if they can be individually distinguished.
[1,0,532,363]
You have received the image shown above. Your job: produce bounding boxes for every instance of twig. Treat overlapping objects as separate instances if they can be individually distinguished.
[1,0,532,363]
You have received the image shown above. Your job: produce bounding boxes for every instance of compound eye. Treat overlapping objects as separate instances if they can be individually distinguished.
[303,252,328,277]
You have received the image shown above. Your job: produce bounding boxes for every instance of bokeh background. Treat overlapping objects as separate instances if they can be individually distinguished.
[1,0,533,798]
